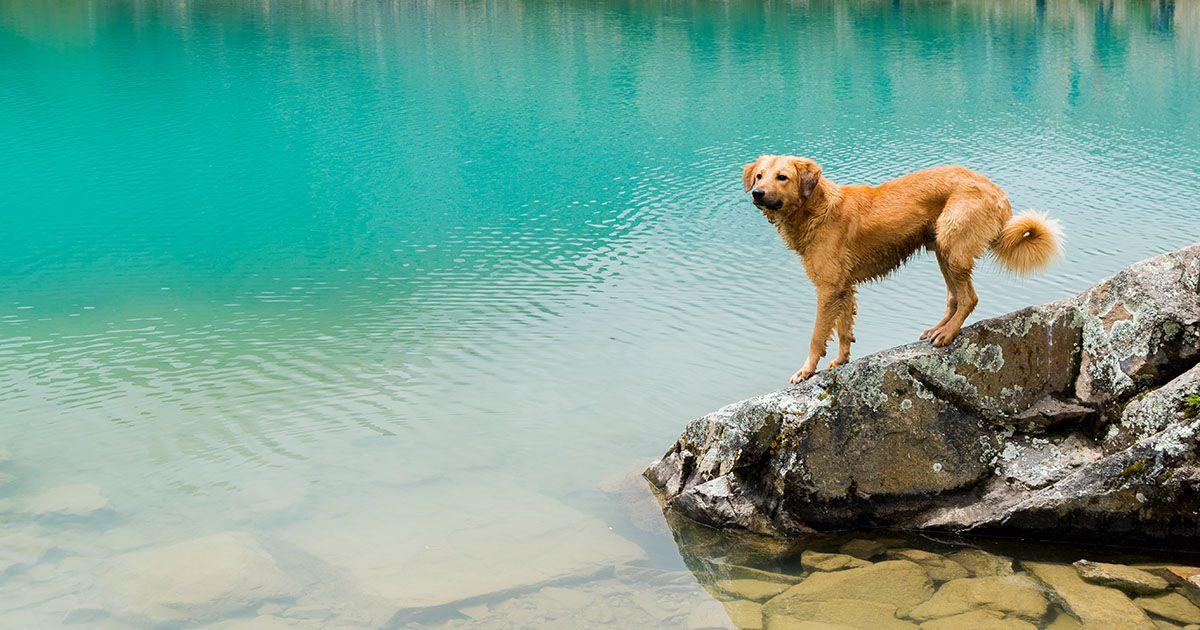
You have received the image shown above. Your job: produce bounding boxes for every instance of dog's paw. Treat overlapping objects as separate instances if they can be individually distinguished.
[789,368,815,384]
[930,329,958,347]
[919,328,936,341]
[828,357,849,369]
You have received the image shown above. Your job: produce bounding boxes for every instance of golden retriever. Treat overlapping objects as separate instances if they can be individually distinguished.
[743,155,1062,384]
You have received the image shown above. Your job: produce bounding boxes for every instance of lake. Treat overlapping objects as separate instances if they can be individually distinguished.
[2,0,1199,627]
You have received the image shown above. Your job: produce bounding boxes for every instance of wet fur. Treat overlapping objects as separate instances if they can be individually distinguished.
[743,155,1062,384]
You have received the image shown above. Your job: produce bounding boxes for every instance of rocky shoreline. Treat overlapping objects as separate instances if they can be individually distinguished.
[646,243,1200,543]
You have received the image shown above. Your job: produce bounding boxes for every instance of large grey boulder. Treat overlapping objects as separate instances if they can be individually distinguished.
[646,244,1200,542]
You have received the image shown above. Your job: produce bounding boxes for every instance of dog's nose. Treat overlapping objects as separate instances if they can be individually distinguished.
[752,188,765,201]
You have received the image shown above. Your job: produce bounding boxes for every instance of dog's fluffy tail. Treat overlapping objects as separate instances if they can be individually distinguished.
[992,210,1063,276]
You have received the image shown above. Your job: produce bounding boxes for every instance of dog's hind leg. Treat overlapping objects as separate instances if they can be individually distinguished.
[829,288,857,369]
[926,194,994,346]
[928,256,978,347]
[920,249,958,340]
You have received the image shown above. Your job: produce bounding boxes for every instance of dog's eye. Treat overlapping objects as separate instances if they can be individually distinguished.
[756,173,762,180]
[776,174,788,181]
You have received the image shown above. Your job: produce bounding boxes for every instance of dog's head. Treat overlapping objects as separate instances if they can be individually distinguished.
[742,155,823,218]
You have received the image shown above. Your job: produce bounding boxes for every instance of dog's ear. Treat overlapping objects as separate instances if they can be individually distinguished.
[742,157,762,192]
[792,158,823,198]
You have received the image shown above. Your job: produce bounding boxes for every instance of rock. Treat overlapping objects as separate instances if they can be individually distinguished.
[885,549,970,582]
[646,244,1200,542]
[1136,592,1200,624]
[723,600,764,629]
[918,609,1037,630]
[1074,560,1170,595]
[703,561,804,585]
[762,598,917,630]
[462,574,706,628]
[283,482,645,622]
[1137,565,1200,583]
[207,616,314,629]
[687,599,736,629]
[103,532,298,624]
[800,550,870,572]
[766,620,854,630]
[1137,565,1200,606]
[946,549,1014,577]
[21,484,112,519]
[762,560,932,617]
[714,580,791,602]
[907,574,1048,621]
[840,538,887,559]
[457,602,491,620]
[0,530,54,574]
[598,461,671,535]
[1045,611,1084,629]
[1022,561,1156,629]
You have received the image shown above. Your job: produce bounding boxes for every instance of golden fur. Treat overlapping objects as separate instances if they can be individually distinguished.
[742,155,1062,384]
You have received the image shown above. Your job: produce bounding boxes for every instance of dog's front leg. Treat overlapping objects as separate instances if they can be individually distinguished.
[790,288,838,384]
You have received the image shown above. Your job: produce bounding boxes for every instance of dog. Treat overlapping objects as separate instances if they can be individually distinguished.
[743,155,1062,384]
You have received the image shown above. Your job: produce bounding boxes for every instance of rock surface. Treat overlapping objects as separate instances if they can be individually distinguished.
[762,560,933,617]
[907,575,1048,621]
[646,244,1200,541]
[1022,561,1156,629]
[800,550,870,572]
[17,484,113,520]
[283,482,645,623]
[103,532,299,624]
[1135,592,1200,624]
[1074,559,1169,595]
[763,598,917,630]
[713,578,790,602]
[886,548,970,582]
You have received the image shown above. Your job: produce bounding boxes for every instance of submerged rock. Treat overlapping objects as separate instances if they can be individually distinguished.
[722,599,764,629]
[762,598,917,630]
[917,609,1036,630]
[762,560,933,617]
[0,530,54,575]
[800,550,870,572]
[885,549,970,582]
[945,549,1014,578]
[1135,591,1200,625]
[713,579,790,602]
[18,484,112,520]
[1022,561,1155,629]
[646,244,1200,542]
[1073,560,1169,595]
[283,482,645,623]
[906,575,1048,621]
[103,532,298,624]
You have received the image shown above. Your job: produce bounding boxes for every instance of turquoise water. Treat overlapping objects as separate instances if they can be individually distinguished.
[2,1,1199,627]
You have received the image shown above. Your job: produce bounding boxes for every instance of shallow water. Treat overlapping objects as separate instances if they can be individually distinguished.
[1,0,1199,627]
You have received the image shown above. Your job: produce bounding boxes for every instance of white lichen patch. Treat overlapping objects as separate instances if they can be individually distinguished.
[981,307,1051,337]
[1153,421,1198,458]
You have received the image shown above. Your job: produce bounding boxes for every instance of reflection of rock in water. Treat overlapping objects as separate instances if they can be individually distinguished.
[657,514,1200,630]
